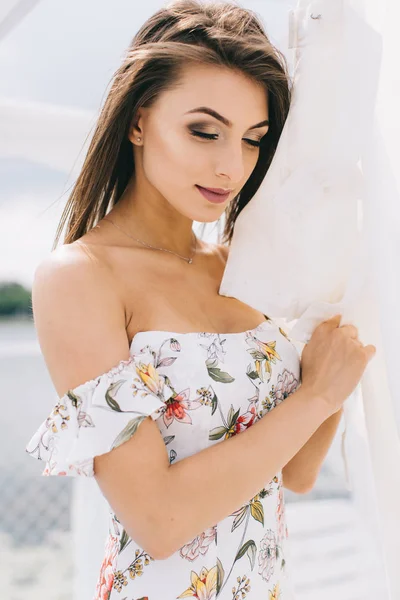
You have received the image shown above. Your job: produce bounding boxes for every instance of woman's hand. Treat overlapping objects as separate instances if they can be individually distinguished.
[300,314,376,416]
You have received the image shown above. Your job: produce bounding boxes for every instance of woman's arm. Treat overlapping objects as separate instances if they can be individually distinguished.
[94,380,330,560]
[33,243,332,562]
[282,407,344,493]
[158,384,331,558]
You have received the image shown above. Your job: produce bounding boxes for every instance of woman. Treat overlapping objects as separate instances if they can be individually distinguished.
[25,1,376,599]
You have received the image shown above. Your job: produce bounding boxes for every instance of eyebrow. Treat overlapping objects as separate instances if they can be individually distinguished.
[184,106,269,130]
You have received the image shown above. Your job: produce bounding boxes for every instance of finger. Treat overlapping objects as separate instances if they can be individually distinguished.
[318,314,342,328]
[338,324,359,339]
[349,337,363,347]
[364,344,377,360]
[330,314,342,321]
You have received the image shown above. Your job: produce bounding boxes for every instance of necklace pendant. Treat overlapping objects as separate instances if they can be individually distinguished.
[188,258,193,264]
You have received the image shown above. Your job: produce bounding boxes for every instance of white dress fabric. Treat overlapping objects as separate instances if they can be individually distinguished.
[26,316,300,600]
[219,2,400,598]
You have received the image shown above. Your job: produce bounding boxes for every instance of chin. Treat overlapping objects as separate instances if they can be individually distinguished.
[193,210,226,224]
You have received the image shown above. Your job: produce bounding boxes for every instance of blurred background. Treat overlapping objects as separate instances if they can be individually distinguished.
[0,1,387,599]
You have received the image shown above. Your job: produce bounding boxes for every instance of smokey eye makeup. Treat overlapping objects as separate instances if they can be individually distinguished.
[188,126,266,148]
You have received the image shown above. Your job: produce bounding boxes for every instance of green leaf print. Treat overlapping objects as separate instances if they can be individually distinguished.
[209,404,243,441]
[246,369,259,380]
[209,425,227,441]
[207,366,235,383]
[227,406,241,427]
[119,528,130,553]
[211,391,218,415]
[235,540,257,570]
[105,380,128,412]
[111,416,147,450]
[216,558,225,596]
[248,349,266,361]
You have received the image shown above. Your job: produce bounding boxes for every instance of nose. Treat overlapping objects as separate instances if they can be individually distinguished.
[215,144,245,185]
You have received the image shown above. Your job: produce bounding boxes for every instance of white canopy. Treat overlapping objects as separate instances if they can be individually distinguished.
[220,2,400,598]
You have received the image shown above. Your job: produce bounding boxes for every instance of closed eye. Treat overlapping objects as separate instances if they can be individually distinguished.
[189,129,263,148]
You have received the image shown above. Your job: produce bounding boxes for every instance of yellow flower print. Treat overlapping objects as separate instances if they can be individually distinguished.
[136,362,164,396]
[247,334,282,383]
[279,326,291,341]
[47,403,70,432]
[177,565,218,599]
[255,341,281,368]
[269,582,281,599]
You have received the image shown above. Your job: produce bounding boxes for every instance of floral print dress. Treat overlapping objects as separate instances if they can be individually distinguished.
[25,315,301,600]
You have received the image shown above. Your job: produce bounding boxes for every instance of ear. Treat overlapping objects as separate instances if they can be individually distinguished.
[128,108,145,145]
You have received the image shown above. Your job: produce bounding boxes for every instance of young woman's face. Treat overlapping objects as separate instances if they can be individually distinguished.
[130,63,270,223]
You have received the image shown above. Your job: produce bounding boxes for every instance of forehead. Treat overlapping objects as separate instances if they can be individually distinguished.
[155,63,269,122]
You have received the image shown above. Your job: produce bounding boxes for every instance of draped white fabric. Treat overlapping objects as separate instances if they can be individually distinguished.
[219,1,400,598]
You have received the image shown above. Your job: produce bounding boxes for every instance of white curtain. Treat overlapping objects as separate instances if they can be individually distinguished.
[219,1,400,598]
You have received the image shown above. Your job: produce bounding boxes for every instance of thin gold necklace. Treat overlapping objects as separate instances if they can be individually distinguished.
[103,217,197,264]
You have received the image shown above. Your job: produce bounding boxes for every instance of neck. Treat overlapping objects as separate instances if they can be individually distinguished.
[108,180,196,257]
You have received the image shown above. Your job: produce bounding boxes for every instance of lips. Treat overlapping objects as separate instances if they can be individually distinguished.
[196,185,231,204]
[201,186,231,194]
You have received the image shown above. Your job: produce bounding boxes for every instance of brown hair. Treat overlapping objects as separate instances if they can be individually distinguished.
[53,0,292,250]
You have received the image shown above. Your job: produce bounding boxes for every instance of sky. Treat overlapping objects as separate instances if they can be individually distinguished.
[0,0,294,287]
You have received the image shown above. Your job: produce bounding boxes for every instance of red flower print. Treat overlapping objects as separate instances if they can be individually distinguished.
[234,405,257,433]
[162,388,202,428]
[95,534,119,600]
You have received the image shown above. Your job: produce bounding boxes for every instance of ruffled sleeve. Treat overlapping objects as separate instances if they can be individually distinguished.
[25,347,171,477]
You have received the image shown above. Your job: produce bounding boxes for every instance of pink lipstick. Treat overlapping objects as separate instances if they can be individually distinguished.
[195,185,231,204]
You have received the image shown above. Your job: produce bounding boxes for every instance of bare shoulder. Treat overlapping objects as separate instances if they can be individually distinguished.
[32,239,125,327]
[32,242,128,396]
[34,242,90,275]
[33,242,112,303]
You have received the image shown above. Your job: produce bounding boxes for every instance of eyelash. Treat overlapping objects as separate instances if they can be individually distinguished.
[189,130,262,148]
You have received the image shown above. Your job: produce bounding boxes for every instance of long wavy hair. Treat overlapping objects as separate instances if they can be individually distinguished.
[53,0,292,250]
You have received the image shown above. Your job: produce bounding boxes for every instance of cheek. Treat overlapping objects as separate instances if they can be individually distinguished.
[245,151,260,178]
[143,130,207,188]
